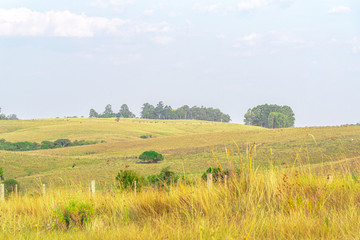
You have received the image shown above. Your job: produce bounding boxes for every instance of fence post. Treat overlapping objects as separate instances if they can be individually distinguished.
[207,173,213,189]
[327,174,333,184]
[15,184,18,195]
[42,184,46,195]
[90,180,96,196]
[224,175,228,187]
[0,184,4,201]
[134,181,137,195]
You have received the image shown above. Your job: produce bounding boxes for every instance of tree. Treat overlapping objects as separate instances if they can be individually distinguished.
[102,104,115,118]
[244,104,295,128]
[139,151,164,163]
[118,104,135,118]
[89,109,98,118]
[268,112,288,128]
[41,141,56,149]
[154,101,165,119]
[6,114,18,120]
[163,105,175,119]
[141,103,155,119]
[0,108,7,120]
[221,113,231,123]
[175,105,188,119]
[54,139,72,147]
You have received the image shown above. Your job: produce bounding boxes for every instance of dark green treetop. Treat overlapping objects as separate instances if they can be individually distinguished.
[244,104,295,128]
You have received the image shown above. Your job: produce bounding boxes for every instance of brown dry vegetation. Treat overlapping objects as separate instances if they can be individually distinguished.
[0,118,360,189]
[1,161,360,239]
[1,118,360,238]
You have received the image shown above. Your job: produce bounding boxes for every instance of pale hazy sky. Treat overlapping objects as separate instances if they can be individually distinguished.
[0,0,359,126]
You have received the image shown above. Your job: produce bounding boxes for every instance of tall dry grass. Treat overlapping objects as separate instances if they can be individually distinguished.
[1,143,360,239]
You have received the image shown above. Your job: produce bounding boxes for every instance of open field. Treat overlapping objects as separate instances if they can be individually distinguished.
[1,118,360,239]
[1,164,360,239]
[0,118,360,189]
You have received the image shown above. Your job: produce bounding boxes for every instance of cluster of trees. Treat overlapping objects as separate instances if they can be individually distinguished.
[244,104,295,128]
[0,139,97,151]
[89,102,231,122]
[141,102,231,122]
[89,104,135,119]
[0,107,18,120]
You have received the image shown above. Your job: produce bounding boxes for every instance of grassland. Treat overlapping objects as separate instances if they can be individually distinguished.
[1,160,360,239]
[1,118,360,189]
[1,118,360,239]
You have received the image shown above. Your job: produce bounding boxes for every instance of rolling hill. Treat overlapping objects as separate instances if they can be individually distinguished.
[0,118,359,189]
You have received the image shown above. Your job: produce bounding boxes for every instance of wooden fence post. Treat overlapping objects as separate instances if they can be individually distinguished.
[0,184,4,201]
[15,184,18,195]
[90,180,96,196]
[42,184,46,195]
[327,175,333,184]
[134,181,137,195]
[207,173,213,189]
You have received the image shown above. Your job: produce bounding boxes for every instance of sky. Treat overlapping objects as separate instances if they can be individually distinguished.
[0,0,359,127]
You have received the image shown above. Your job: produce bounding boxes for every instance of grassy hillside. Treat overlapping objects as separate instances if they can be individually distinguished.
[1,118,360,239]
[0,118,260,142]
[0,118,360,189]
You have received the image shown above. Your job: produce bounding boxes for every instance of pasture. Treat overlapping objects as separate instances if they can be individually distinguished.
[0,118,359,190]
[1,118,360,239]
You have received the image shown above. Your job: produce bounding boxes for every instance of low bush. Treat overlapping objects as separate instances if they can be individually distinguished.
[0,138,98,151]
[2,179,19,194]
[54,200,94,229]
[116,170,143,191]
[201,167,230,182]
[147,167,181,187]
[139,151,164,163]
[140,135,154,139]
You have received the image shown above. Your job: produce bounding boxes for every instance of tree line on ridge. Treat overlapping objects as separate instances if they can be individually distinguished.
[89,102,231,123]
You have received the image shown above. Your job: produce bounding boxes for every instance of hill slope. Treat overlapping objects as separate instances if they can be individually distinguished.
[1,118,360,189]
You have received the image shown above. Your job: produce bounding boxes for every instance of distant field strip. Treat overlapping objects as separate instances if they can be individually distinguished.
[0,118,360,188]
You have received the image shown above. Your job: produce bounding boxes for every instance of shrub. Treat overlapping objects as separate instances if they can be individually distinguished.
[139,151,164,163]
[54,139,72,147]
[201,167,229,182]
[54,200,94,229]
[140,135,153,139]
[0,139,97,151]
[2,179,19,194]
[148,167,180,186]
[116,170,143,191]
[0,167,3,180]
[41,141,55,149]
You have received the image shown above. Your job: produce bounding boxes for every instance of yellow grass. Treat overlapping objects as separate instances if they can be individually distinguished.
[1,118,360,189]
[1,165,360,239]
[0,118,360,238]
[0,118,260,142]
